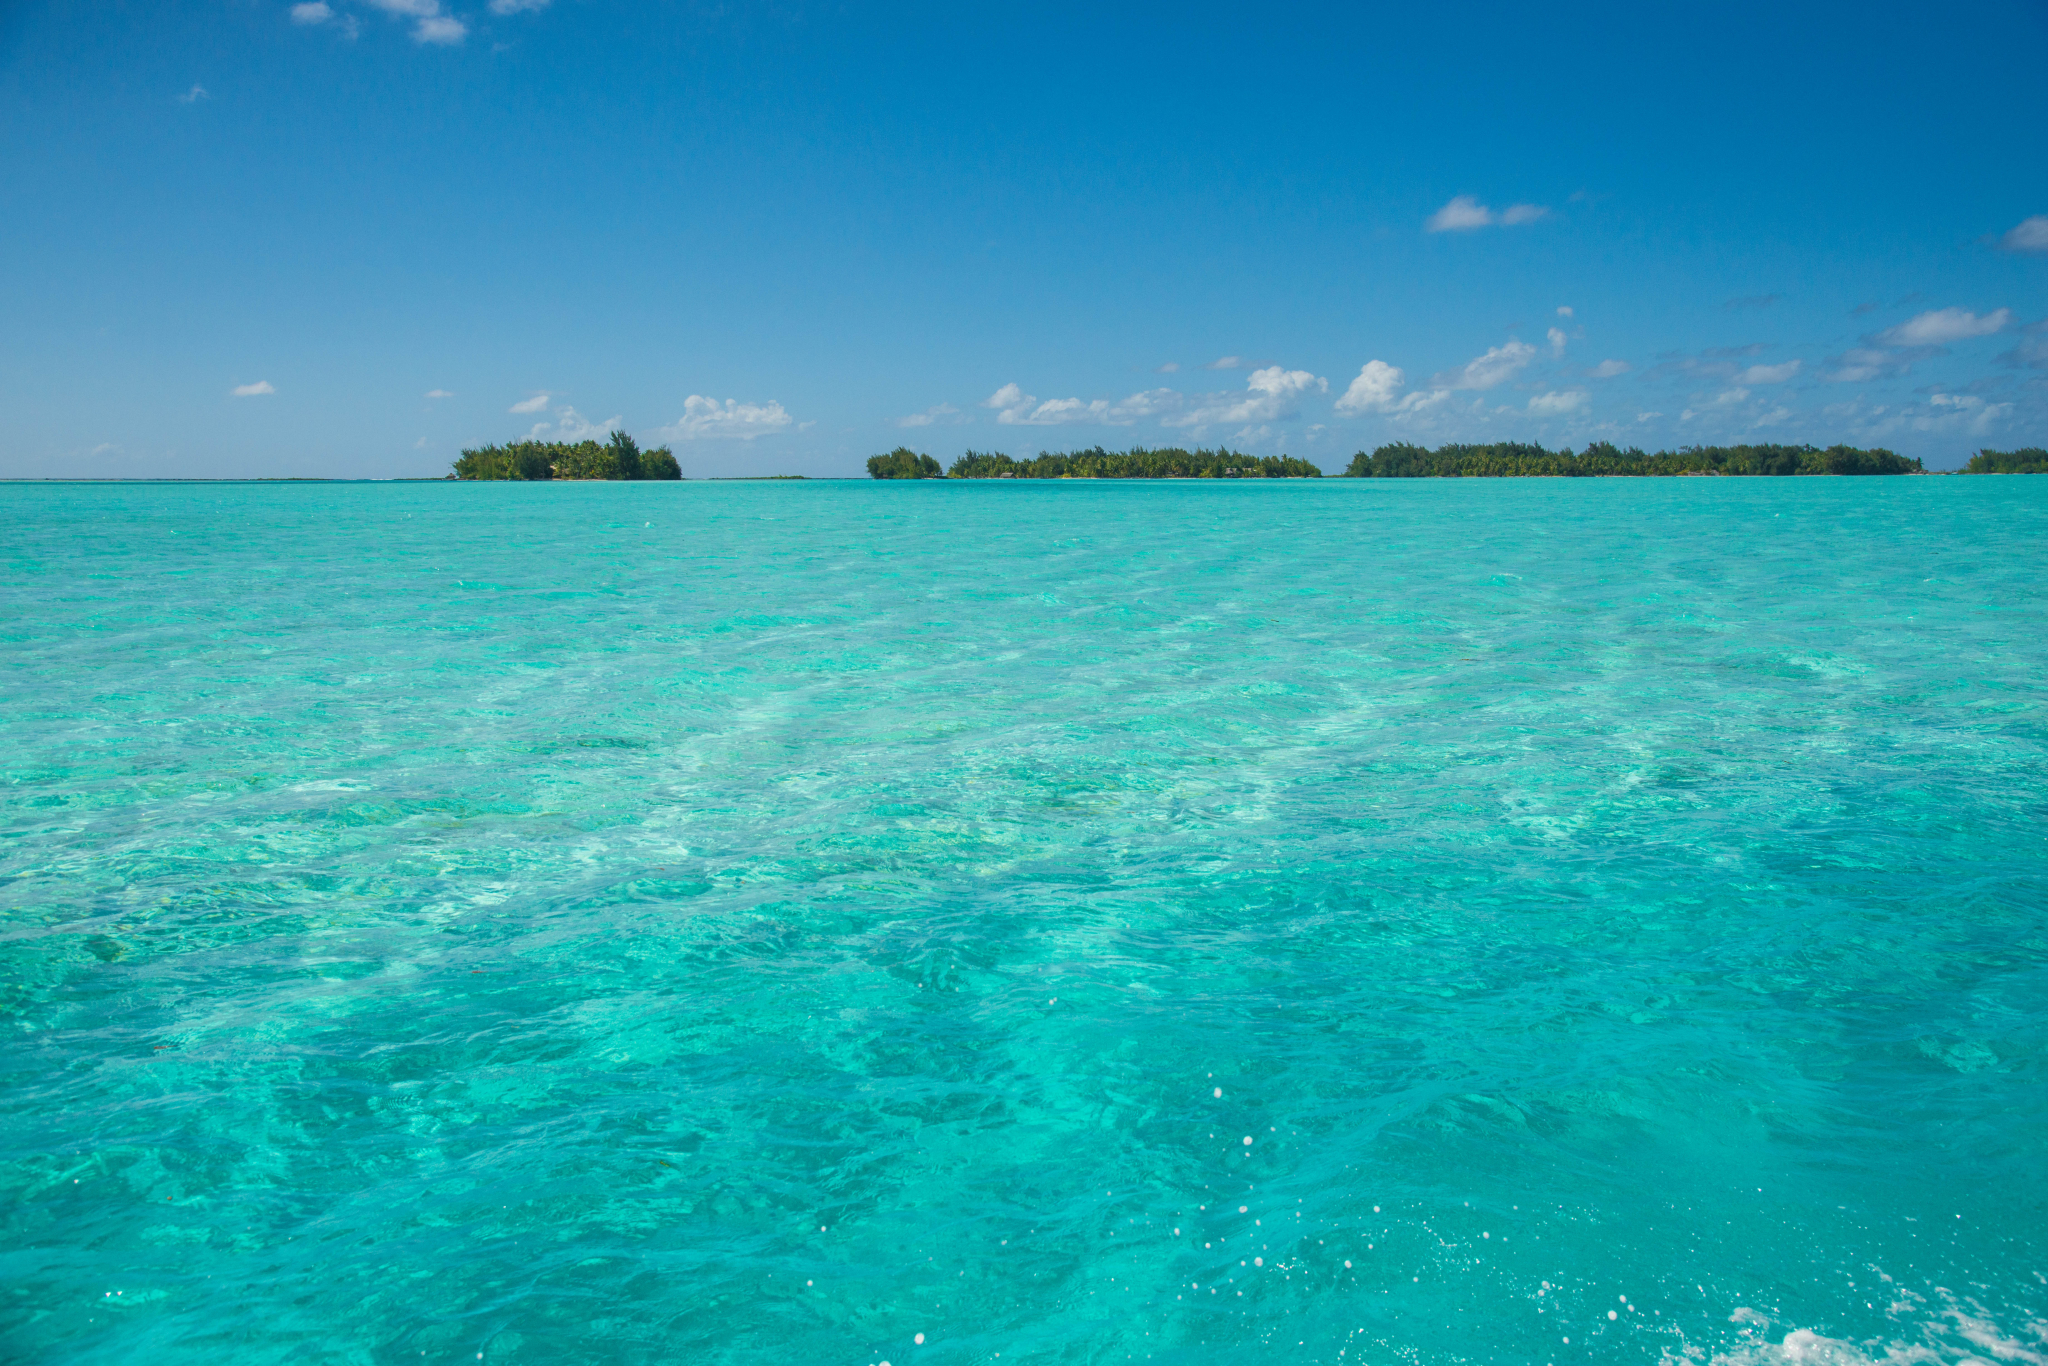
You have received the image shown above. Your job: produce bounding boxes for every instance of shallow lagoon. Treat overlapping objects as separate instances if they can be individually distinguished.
[3,477,2044,1364]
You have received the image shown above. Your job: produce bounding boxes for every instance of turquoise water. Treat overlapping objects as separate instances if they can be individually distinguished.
[3,478,2045,1366]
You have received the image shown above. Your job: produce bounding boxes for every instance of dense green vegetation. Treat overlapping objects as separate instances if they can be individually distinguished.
[868,446,1321,479]
[867,448,945,479]
[1342,441,1922,477]
[453,431,681,480]
[1965,447,2048,473]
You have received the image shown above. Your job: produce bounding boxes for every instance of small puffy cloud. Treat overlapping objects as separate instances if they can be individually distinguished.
[1547,327,1568,357]
[1332,361,1452,419]
[1426,196,1547,231]
[1715,388,1750,406]
[1204,356,1245,370]
[365,0,465,42]
[1156,362,1180,373]
[1527,390,1586,415]
[231,380,275,396]
[655,396,794,440]
[1165,366,1327,429]
[177,85,209,103]
[1556,306,1573,318]
[1335,360,1406,415]
[509,392,550,413]
[425,388,453,398]
[1588,359,1631,379]
[1736,360,1802,385]
[1824,347,1908,383]
[291,2,333,22]
[984,383,1181,426]
[1426,196,1494,232]
[528,406,620,442]
[897,403,960,428]
[1998,215,2048,255]
[1432,338,1537,391]
[1926,392,2014,434]
[413,14,466,42]
[1636,411,1662,422]
[1877,306,2011,347]
[489,0,550,11]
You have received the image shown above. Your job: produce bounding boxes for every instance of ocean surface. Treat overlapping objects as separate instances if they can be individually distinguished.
[3,477,2044,1366]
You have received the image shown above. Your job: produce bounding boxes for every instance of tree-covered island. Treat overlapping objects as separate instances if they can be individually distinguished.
[1342,441,1924,477]
[1964,447,2048,473]
[452,431,682,480]
[868,446,1321,478]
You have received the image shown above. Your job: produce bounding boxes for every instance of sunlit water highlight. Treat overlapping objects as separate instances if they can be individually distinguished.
[2,478,2044,1365]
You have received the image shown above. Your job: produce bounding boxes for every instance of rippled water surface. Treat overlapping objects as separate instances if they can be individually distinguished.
[3,477,2045,1366]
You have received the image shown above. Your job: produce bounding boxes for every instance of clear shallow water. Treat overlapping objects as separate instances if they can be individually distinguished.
[2,477,2044,1366]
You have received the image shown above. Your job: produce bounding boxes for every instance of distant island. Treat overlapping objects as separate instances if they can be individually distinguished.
[868,446,1321,479]
[861,440,2047,478]
[1343,441,1924,476]
[452,432,681,480]
[1965,447,2048,473]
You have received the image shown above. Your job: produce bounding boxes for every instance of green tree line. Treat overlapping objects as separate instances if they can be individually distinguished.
[868,446,1322,479]
[453,431,682,480]
[1964,447,2048,473]
[1341,441,1923,477]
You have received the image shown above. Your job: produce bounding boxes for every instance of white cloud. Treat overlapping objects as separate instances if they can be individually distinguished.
[1926,392,2014,434]
[177,85,208,104]
[1426,196,1494,232]
[1556,306,1574,318]
[1426,196,1548,231]
[1334,360,1406,415]
[1877,306,2012,347]
[413,14,466,42]
[1588,359,1631,379]
[897,403,959,428]
[1332,360,1457,419]
[1164,366,1327,429]
[528,405,620,442]
[290,2,333,22]
[654,395,794,441]
[1736,360,1802,384]
[231,380,275,396]
[1204,356,1245,370]
[1636,411,1662,422]
[1825,347,1907,383]
[509,393,550,413]
[984,382,1181,426]
[1156,362,1180,373]
[424,388,453,398]
[364,0,466,42]
[1527,390,1586,415]
[1547,327,1568,357]
[1998,215,2048,255]
[489,0,550,11]
[1433,339,1537,390]
[1715,388,1750,405]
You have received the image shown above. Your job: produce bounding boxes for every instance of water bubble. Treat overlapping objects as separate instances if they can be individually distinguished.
[1242,1136,1253,1146]
[1608,1310,1618,1320]
[1239,1206,1248,1213]
[1344,1260,1352,1268]
[914,1334,925,1345]
[1213,1087,1222,1098]
[1254,1258,1262,1267]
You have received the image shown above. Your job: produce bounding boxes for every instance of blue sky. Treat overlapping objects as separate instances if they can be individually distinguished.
[2,0,2043,477]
